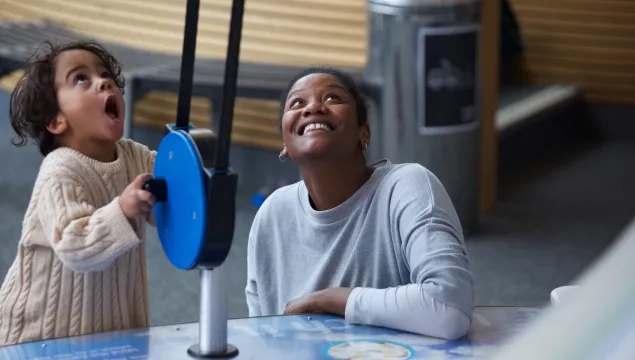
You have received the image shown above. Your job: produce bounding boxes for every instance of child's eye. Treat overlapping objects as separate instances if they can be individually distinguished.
[325,94,341,102]
[75,74,88,85]
[102,71,112,79]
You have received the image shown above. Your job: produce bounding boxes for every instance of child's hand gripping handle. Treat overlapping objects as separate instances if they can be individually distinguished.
[144,177,168,203]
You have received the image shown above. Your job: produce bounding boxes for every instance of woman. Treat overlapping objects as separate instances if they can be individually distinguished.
[245,67,474,340]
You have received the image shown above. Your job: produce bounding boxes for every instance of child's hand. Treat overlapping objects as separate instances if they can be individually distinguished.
[120,174,156,221]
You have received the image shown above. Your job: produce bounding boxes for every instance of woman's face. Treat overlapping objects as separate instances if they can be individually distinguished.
[281,73,369,164]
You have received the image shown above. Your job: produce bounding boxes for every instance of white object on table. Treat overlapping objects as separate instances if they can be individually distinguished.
[489,218,635,360]
[550,285,579,306]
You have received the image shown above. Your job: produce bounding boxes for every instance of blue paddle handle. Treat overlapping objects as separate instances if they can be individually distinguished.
[144,177,168,202]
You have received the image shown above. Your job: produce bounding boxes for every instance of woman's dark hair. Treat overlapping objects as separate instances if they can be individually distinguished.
[279,67,368,131]
[9,40,126,156]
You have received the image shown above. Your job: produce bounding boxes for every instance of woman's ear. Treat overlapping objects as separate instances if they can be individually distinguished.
[359,122,371,149]
[47,114,68,135]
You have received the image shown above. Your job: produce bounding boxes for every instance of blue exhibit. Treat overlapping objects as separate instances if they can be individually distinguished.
[137,0,243,356]
[251,191,267,208]
[153,130,208,270]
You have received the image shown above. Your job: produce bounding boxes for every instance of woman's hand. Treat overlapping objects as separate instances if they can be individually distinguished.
[284,287,353,317]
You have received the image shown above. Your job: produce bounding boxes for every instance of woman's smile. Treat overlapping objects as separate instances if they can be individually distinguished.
[301,122,333,135]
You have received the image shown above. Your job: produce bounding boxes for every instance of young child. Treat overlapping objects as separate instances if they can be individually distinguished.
[0,40,157,346]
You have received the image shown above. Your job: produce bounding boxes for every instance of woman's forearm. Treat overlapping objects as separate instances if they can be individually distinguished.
[343,285,472,340]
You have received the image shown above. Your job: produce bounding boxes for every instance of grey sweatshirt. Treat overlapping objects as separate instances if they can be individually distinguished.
[245,160,474,339]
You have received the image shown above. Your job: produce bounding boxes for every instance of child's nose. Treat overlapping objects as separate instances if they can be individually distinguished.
[99,79,113,91]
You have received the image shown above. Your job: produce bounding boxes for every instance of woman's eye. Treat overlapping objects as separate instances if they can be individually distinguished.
[75,74,88,84]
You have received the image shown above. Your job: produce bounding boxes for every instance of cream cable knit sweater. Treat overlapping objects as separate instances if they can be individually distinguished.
[0,139,156,346]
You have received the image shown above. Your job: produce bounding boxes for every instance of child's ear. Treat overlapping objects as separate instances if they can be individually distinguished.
[47,114,68,135]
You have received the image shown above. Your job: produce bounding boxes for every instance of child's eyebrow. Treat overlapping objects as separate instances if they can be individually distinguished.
[65,65,88,81]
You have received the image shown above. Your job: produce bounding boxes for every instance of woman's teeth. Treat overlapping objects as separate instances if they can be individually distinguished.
[303,123,332,135]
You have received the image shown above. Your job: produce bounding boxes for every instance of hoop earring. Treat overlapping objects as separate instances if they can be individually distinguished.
[279,143,287,162]
[363,141,369,151]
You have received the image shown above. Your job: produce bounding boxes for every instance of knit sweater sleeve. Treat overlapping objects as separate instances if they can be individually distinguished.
[36,174,142,273]
[127,140,157,227]
[136,141,156,175]
[139,144,157,227]
[119,138,156,174]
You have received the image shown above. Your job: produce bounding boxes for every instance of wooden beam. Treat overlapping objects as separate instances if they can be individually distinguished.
[478,0,501,212]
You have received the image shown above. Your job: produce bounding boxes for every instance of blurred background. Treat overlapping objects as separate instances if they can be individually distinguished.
[1,0,634,327]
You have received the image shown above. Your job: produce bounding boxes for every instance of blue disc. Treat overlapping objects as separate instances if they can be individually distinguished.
[153,131,207,270]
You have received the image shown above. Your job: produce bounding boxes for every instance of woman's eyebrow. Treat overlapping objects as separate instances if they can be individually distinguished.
[287,88,302,100]
[286,82,347,100]
[326,83,347,92]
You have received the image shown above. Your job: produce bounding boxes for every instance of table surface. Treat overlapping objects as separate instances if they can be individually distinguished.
[0,306,542,360]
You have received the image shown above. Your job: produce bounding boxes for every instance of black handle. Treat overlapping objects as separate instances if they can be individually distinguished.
[213,0,246,171]
[175,0,201,130]
[144,177,168,202]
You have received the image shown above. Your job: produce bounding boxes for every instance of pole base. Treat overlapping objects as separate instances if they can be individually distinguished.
[187,344,239,359]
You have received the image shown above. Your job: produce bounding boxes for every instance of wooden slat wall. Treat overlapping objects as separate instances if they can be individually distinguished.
[1,0,368,150]
[1,0,367,67]
[510,0,635,105]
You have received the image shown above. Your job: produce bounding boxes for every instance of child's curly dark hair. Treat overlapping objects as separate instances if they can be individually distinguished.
[9,40,126,156]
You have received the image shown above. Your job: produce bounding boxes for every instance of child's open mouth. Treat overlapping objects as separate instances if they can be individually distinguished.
[105,95,119,120]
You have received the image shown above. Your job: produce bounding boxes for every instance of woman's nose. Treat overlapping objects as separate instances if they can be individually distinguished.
[302,101,327,116]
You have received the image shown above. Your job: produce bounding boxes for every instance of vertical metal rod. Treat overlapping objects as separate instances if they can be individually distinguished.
[213,0,246,170]
[199,267,228,354]
[175,0,201,129]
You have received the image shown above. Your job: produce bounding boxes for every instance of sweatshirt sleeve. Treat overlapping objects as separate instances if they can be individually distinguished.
[344,165,474,340]
[36,175,142,273]
[245,214,263,317]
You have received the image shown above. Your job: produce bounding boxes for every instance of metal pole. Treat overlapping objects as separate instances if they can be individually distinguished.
[200,268,226,353]
[188,266,238,358]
